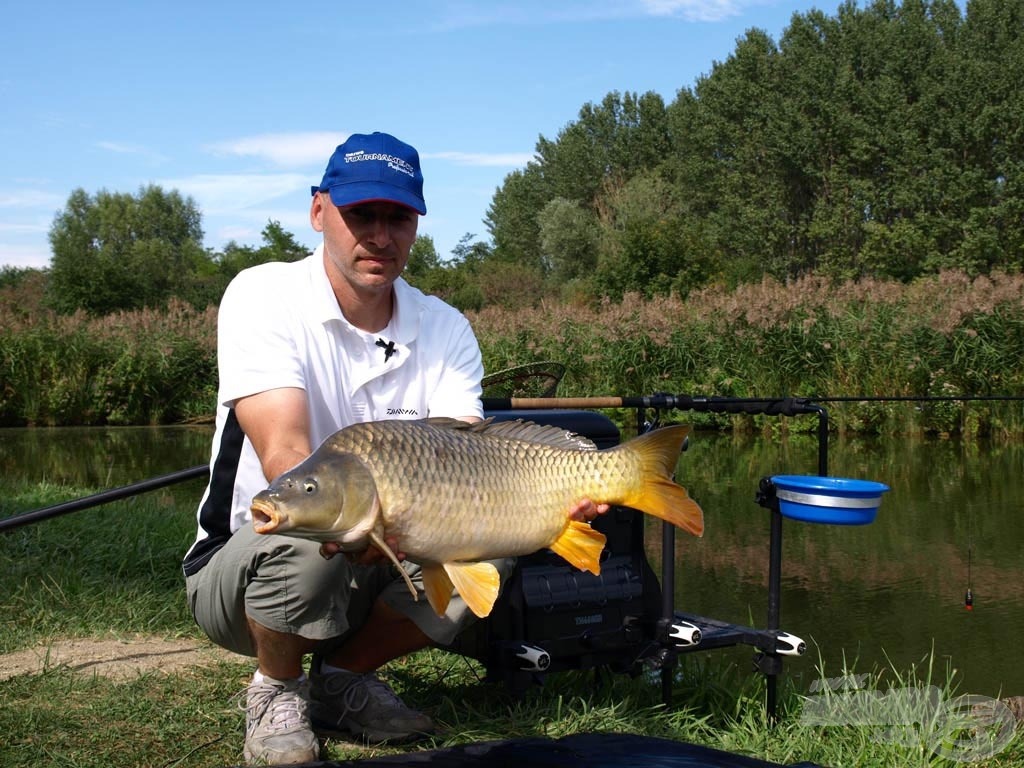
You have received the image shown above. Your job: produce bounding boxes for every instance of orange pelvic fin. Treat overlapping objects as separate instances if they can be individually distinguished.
[548,519,606,575]
[421,563,455,617]
[621,425,705,537]
[444,561,501,618]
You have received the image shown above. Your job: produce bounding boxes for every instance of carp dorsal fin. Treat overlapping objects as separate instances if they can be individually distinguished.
[423,416,487,429]
[480,419,598,450]
[422,416,597,450]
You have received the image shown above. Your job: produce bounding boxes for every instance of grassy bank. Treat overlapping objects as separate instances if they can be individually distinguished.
[1,479,1020,767]
[2,270,1023,435]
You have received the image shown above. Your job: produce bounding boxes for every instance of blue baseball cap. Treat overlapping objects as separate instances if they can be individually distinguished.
[311,132,426,215]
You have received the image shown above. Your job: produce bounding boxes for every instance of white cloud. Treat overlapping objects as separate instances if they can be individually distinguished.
[0,190,64,209]
[217,224,260,242]
[424,151,536,168]
[428,0,745,29]
[0,242,51,269]
[638,0,744,22]
[210,207,319,249]
[205,132,345,167]
[157,173,310,215]
[0,220,49,234]
[204,133,536,172]
[96,141,168,163]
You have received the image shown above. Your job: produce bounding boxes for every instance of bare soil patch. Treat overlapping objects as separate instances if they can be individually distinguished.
[0,635,239,681]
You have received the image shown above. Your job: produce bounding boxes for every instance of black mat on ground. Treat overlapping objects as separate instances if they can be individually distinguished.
[242,733,825,768]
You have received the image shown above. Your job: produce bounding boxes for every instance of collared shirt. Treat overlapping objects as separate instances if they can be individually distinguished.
[183,246,483,575]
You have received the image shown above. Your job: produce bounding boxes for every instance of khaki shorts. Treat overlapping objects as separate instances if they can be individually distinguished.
[185,523,513,655]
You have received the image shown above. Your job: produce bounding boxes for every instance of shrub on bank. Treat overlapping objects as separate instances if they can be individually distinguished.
[1,271,1022,435]
[0,299,216,426]
[471,270,1024,437]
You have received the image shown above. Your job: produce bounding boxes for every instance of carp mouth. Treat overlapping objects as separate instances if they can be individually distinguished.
[251,498,282,534]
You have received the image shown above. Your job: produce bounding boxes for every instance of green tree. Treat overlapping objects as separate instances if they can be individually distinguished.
[486,163,549,269]
[48,186,206,314]
[0,266,48,317]
[671,28,796,280]
[182,220,311,309]
[482,0,1022,297]
[951,0,1024,273]
[536,91,670,205]
[595,171,715,298]
[404,234,456,299]
[488,91,670,274]
[536,197,600,283]
[407,234,441,279]
[215,220,309,276]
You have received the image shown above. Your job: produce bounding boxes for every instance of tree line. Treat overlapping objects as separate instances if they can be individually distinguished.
[3,0,1020,317]
[485,0,1024,300]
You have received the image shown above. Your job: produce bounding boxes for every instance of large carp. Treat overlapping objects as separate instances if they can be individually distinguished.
[251,417,703,619]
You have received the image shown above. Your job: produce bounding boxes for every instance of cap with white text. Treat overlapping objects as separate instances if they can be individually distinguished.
[311,132,426,214]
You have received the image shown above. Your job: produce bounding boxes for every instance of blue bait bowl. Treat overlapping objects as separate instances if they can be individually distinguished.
[770,475,889,525]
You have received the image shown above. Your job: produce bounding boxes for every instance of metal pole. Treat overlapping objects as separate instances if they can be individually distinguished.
[814,405,829,475]
[661,519,676,706]
[0,464,209,533]
[766,503,784,723]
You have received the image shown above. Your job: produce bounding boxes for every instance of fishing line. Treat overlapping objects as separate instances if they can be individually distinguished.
[810,394,1024,404]
[965,503,975,611]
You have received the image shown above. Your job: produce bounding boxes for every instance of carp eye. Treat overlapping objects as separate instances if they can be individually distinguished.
[303,479,318,494]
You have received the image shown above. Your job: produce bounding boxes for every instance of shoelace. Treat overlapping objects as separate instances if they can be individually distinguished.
[321,672,404,720]
[238,680,309,734]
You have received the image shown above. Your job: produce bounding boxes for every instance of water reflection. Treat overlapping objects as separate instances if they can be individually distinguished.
[659,431,1024,699]
[1,425,1021,698]
[0,425,212,488]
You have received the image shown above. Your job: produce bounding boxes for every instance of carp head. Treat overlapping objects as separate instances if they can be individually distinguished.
[251,450,380,547]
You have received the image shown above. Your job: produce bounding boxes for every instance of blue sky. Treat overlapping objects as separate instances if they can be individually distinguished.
[1,0,830,270]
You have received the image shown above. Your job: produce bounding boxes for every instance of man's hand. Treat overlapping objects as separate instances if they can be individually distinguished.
[568,498,610,522]
[319,536,406,564]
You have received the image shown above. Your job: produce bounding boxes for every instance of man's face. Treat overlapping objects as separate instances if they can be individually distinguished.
[311,194,419,294]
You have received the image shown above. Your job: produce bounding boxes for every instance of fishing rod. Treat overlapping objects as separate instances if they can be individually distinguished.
[483,394,831,477]
[481,393,1024,411]
[811,394,1024,404]
[6,392,1019,534]
[481,394,822,415]
[0,464,208,534]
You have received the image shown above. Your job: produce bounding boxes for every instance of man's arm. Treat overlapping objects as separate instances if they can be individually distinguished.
[234,387,311,483]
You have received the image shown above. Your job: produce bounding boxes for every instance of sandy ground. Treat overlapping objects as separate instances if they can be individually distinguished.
[0,635,239,681]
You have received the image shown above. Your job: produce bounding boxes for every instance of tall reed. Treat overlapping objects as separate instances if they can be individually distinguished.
[0,299,216,426]
[2,271,1022,435]
[472,271,1024,436]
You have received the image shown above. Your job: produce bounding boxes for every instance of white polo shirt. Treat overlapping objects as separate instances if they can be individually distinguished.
[183,246,484,574]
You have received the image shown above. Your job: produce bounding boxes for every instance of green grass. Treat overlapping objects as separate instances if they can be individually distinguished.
[2,479,1020,767]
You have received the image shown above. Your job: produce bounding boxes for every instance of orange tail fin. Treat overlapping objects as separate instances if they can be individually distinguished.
[621,425,704,537]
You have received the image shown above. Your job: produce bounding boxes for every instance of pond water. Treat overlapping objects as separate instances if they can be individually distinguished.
[1,423,1021,699]
[664,429,1024,700]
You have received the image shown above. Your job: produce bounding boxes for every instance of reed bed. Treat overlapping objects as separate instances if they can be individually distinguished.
[471,270,1024,436]
[2,271,1022,435]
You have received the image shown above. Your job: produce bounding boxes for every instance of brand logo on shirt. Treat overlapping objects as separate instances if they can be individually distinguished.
[386,408,419,417]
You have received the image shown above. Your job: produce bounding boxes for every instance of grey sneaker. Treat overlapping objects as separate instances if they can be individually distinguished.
[240,675,319,765]
[309,664,434,743]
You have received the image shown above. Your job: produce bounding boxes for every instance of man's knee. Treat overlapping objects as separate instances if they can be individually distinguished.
[187,532,354,654]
